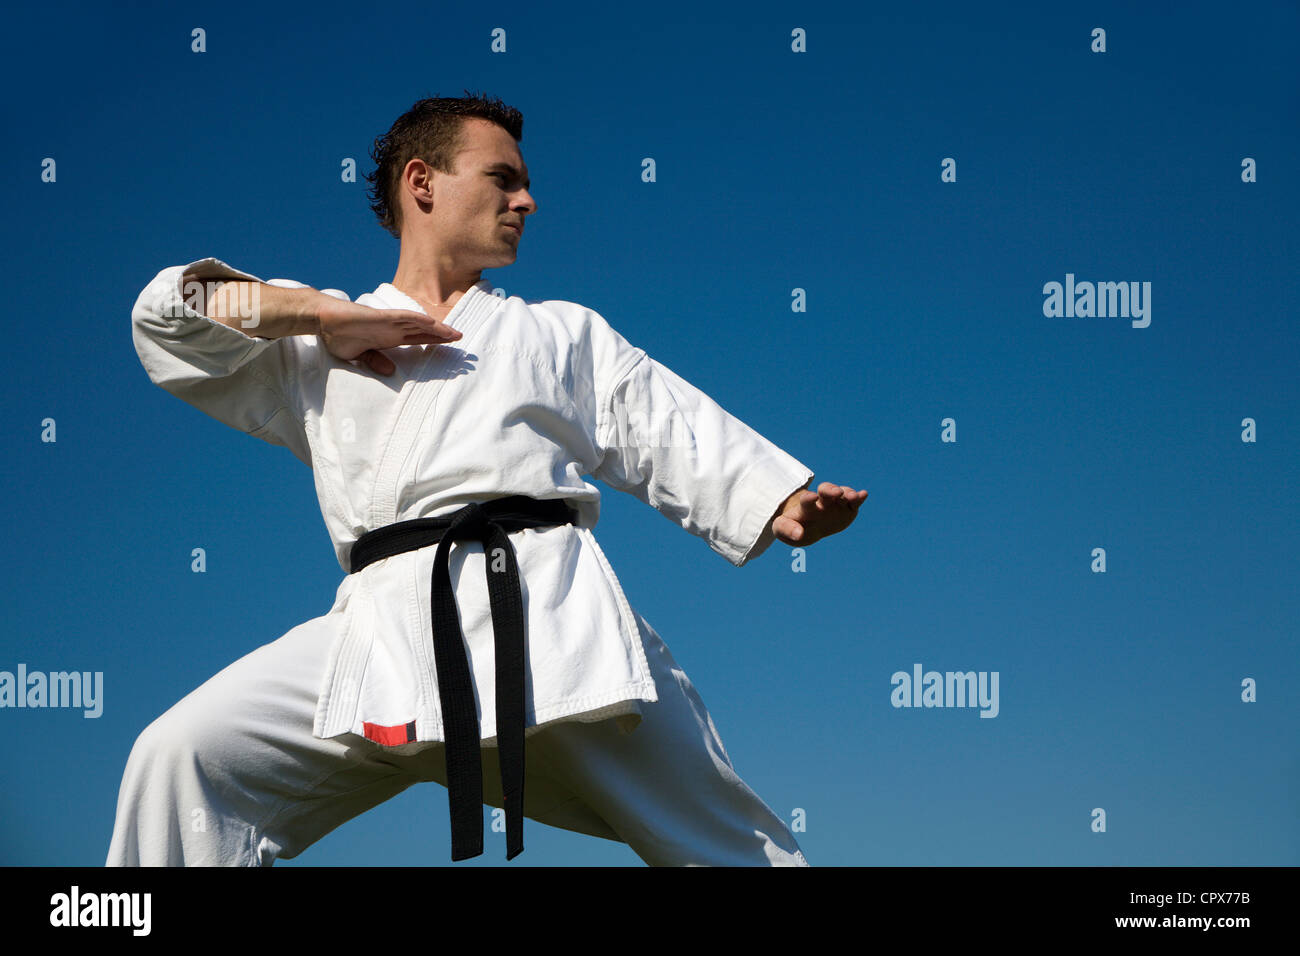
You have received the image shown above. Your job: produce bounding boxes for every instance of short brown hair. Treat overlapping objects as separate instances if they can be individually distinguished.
[364,91,525,239]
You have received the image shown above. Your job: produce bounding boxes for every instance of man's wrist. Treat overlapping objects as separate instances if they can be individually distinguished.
[294,289,325,336]
[783,479,813,512]
[771,481,812,524]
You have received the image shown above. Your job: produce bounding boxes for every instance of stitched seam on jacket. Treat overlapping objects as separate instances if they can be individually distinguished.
[595,349,649,455]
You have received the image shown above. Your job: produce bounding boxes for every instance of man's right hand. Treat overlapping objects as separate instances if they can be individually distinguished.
[317,297,462,376]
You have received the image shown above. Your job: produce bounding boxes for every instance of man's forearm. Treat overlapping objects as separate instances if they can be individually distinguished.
[185,275,324,338]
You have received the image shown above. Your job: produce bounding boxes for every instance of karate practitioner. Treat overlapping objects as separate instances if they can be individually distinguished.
[107,93,866,867]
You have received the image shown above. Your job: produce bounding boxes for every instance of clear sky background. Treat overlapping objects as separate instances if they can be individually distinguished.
[1,0,1296,866]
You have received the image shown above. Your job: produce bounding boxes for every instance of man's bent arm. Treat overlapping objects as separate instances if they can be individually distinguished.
[132,259,316,464]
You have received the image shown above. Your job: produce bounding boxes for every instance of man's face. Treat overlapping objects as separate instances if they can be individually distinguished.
[411,117,536,269]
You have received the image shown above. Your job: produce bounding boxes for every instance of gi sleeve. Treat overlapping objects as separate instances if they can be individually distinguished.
[130,256,345,467]
[590,313,815,568]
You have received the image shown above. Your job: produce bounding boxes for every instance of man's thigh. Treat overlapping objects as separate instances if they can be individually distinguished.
[524,610,810,866]
[110,612,422,864]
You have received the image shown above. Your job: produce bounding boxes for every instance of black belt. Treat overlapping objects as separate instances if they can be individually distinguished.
[348,495,577,861]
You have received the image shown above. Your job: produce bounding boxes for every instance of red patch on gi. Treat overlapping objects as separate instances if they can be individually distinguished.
[363,720,417,746]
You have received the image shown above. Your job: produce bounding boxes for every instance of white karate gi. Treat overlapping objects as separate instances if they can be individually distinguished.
[107,258,814,866]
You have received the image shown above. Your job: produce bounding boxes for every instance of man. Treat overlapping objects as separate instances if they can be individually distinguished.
[108,92,866,867]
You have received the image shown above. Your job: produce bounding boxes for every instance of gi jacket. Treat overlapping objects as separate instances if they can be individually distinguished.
[131,258,814,750]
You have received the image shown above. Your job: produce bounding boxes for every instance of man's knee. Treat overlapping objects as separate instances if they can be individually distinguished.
[126,691,237,787]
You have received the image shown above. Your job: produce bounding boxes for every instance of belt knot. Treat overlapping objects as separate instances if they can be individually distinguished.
[447,501,490,541]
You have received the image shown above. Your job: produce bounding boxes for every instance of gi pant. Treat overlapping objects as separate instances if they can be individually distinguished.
[105,607,810,867]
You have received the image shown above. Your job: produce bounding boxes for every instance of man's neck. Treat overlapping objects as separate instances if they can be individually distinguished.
[390,247,481,311]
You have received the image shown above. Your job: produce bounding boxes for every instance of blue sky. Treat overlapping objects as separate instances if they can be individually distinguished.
[1,0,1296,866]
